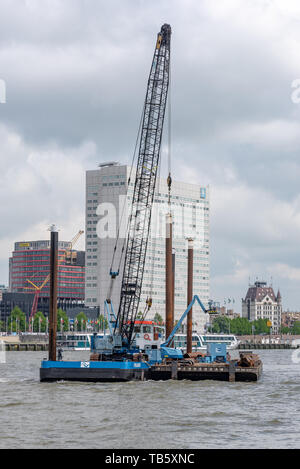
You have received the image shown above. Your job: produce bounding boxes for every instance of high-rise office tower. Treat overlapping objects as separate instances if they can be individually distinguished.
[85,163,210,331]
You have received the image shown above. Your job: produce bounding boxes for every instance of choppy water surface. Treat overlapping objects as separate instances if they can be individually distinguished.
[0,350,299,449]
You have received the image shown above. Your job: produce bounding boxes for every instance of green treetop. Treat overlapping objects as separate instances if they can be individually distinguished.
[57,308,69,332]
[8,306,27,333]
[33,312,47,333]
[75,312,88,332]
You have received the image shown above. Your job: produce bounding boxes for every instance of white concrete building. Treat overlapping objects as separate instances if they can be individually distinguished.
[85,163,210,332]
[242,281,282,334]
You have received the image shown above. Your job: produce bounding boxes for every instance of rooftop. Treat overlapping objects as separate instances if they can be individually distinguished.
[245,281,280,302]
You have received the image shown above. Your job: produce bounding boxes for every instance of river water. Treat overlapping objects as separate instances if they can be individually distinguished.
[0,349,299,449]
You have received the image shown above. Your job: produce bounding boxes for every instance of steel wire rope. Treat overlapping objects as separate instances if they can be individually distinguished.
[109,100,146,277]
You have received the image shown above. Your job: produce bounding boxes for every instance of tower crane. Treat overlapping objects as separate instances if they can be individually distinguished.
[65,230,84,264]
[95,24,171,355]
[26,276,50,332]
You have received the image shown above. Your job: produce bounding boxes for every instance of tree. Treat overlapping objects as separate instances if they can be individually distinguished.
[75,312,88,332]
[291,321,300,335]
[252,318,270,335]
[280,326,290,334]
[57,308,69,332]
[211,315,253,336]
[98,314,108,332]
[8,306,27,333]
[154,313,164,325]
[33,312,47,333]
[212,316,231,334]
[228,317,252,335]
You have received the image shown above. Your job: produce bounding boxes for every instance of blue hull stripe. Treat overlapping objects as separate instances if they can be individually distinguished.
[41,361,149,370]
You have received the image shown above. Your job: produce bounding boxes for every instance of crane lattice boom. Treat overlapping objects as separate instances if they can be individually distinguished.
[116,24,171,345]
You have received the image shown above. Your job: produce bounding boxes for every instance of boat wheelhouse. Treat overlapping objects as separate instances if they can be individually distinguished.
[133,320,164,351]
[57,332,99,351]
[173,333,239,351]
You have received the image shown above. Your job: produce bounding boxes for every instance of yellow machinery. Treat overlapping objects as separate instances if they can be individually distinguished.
[65,230,84,264]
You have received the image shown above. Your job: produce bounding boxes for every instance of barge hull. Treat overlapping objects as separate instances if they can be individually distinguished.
[149,369,261,382]
[40,361,149,383]
[149,363,263,382]
[40,368,148,382]
[40,361,262,383]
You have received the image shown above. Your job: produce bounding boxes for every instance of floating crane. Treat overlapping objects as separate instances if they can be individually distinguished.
[40,25,263,383]
[98,23,218,355]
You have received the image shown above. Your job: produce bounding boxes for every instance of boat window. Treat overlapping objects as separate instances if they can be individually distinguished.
[143,326,152,333]
[134,326,141,333]
[174,336,186,348]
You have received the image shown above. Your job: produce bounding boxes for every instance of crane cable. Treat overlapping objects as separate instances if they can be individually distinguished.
[167,51,172,207]
[146,150,162,314]
[143,56,172,322]
[107,100,145,301]
[116,100,146,274]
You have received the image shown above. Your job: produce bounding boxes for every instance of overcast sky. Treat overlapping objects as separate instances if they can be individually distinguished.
[1,0,300,311]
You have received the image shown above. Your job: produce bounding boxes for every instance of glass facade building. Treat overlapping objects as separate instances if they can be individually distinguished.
[9,240,85,300]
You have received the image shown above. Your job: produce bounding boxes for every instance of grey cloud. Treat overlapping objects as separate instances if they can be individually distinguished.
[1,0,300,309]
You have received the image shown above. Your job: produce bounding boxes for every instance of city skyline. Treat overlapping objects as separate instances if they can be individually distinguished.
[1,1,300,309]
